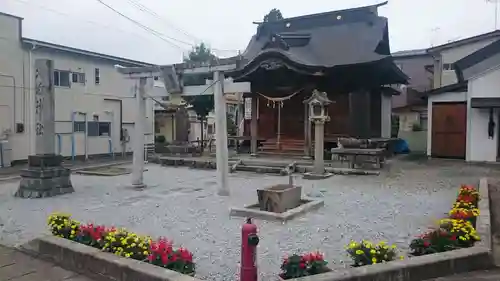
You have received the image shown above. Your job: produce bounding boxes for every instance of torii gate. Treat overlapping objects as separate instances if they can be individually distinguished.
[115,63,250,195]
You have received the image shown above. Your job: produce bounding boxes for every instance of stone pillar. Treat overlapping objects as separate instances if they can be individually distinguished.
[213,71,229,196]
[250,95,258,156]
[131,77,146,188]
[16,59,74,198]
[303,103,311,158]
[313,120,325,174]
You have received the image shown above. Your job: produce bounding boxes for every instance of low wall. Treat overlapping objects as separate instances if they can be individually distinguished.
[33,236,202,281]
[287,177,493,281]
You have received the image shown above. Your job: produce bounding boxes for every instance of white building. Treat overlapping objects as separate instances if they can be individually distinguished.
[0,12,155,164]
[427,37,500,162]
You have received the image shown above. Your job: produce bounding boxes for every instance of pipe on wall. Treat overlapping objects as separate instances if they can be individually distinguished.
[56,133,62,155]
[71,112,76,161]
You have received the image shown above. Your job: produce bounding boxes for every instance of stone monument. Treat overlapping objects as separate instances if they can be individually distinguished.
[303,90,333,179]
[15,59,74,198]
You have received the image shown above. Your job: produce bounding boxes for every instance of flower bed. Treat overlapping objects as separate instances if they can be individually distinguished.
[409,184,481,256]
[346,240,404,267]
[47,213,195,276]
[275,184,484,279]
[279,252,330,280]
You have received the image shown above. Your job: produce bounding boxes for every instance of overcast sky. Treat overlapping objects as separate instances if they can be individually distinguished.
[2,0,499,64]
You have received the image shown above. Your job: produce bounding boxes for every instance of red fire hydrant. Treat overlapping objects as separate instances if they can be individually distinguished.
[241,218,259,281]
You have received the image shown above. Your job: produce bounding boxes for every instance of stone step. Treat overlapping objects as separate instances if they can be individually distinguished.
[236,165,284,174]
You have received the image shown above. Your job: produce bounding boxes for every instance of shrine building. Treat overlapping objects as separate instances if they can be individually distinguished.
[226,2,408,157]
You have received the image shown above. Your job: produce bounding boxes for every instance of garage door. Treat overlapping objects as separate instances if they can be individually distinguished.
[431,102,467,159]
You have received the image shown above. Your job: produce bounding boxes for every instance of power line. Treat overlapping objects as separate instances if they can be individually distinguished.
[94,0,187,51]
[8,0,162,44]
[126,0,201,43]
[123,0,241,54]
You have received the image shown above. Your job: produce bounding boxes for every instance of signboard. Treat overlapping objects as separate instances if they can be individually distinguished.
[244,98,252,120]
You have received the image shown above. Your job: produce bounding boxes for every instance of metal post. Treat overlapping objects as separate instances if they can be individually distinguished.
[214,71,229,196]
[131,78,146,188]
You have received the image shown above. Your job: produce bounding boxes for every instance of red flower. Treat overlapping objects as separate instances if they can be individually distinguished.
[423,241,430,247]
[299,262,306,269]
[450,236,457,241]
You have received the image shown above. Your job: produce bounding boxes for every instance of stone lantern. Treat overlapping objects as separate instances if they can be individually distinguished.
[303,90,333,179]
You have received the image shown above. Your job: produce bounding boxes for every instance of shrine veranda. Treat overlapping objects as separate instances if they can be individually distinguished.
[0,160,497,281]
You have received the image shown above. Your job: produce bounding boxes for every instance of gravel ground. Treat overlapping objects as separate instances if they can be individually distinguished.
[0,158,498,281]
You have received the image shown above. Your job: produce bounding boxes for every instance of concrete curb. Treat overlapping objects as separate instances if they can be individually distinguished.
[229,198,324,222]
[284,178,494,281]
[0,161,131,182]
[34,235,202,281]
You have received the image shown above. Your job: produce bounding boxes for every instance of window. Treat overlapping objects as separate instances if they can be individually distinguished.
[207,124,214,135]
[72,72,85,84]
[153,76,159,81]
[419,111,428,131]
[54,70,70,87]
[87,121,111,136]
[94,68,100,84]
[443,63,455,71]
[73,121,86,132]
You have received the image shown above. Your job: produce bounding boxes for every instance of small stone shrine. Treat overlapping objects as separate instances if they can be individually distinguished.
[15,59,74,198]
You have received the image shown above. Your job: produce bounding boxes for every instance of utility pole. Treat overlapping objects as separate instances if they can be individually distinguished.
[213,71,229,196]
[131,78,147,188]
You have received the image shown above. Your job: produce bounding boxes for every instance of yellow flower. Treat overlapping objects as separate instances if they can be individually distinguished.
[372,257,377,264]
[399,256,404,260]
[143,251,149,255]
[125,253,131,258]
[355,250,364,255]
[370,249,376,254]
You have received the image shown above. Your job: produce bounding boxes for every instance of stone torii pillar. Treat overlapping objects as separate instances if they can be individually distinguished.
[16,59,74,198]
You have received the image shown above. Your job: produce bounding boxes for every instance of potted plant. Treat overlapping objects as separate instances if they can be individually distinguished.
[279,252,330,280]
[346,240,403,267]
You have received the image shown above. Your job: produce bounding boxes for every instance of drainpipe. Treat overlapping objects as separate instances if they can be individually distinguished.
[71,111,76,161]
[56,133,62,154]
[0,73,16,136]
[83,112,88,161]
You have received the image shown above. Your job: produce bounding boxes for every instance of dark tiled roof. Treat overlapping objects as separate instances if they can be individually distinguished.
[238,4,390,68]
[454,39,500,82]
[427,30,500,53]
[227,2,408,85]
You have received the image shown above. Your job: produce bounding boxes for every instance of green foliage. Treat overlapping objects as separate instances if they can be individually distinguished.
[155,135,166,143]
[186,95,214,119]
[183,42,217,64]
[263,8,284,22]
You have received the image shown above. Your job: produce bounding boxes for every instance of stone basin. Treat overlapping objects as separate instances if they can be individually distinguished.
[257,184,302,213]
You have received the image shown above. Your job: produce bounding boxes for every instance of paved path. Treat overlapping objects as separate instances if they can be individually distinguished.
[0,245,94,281]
